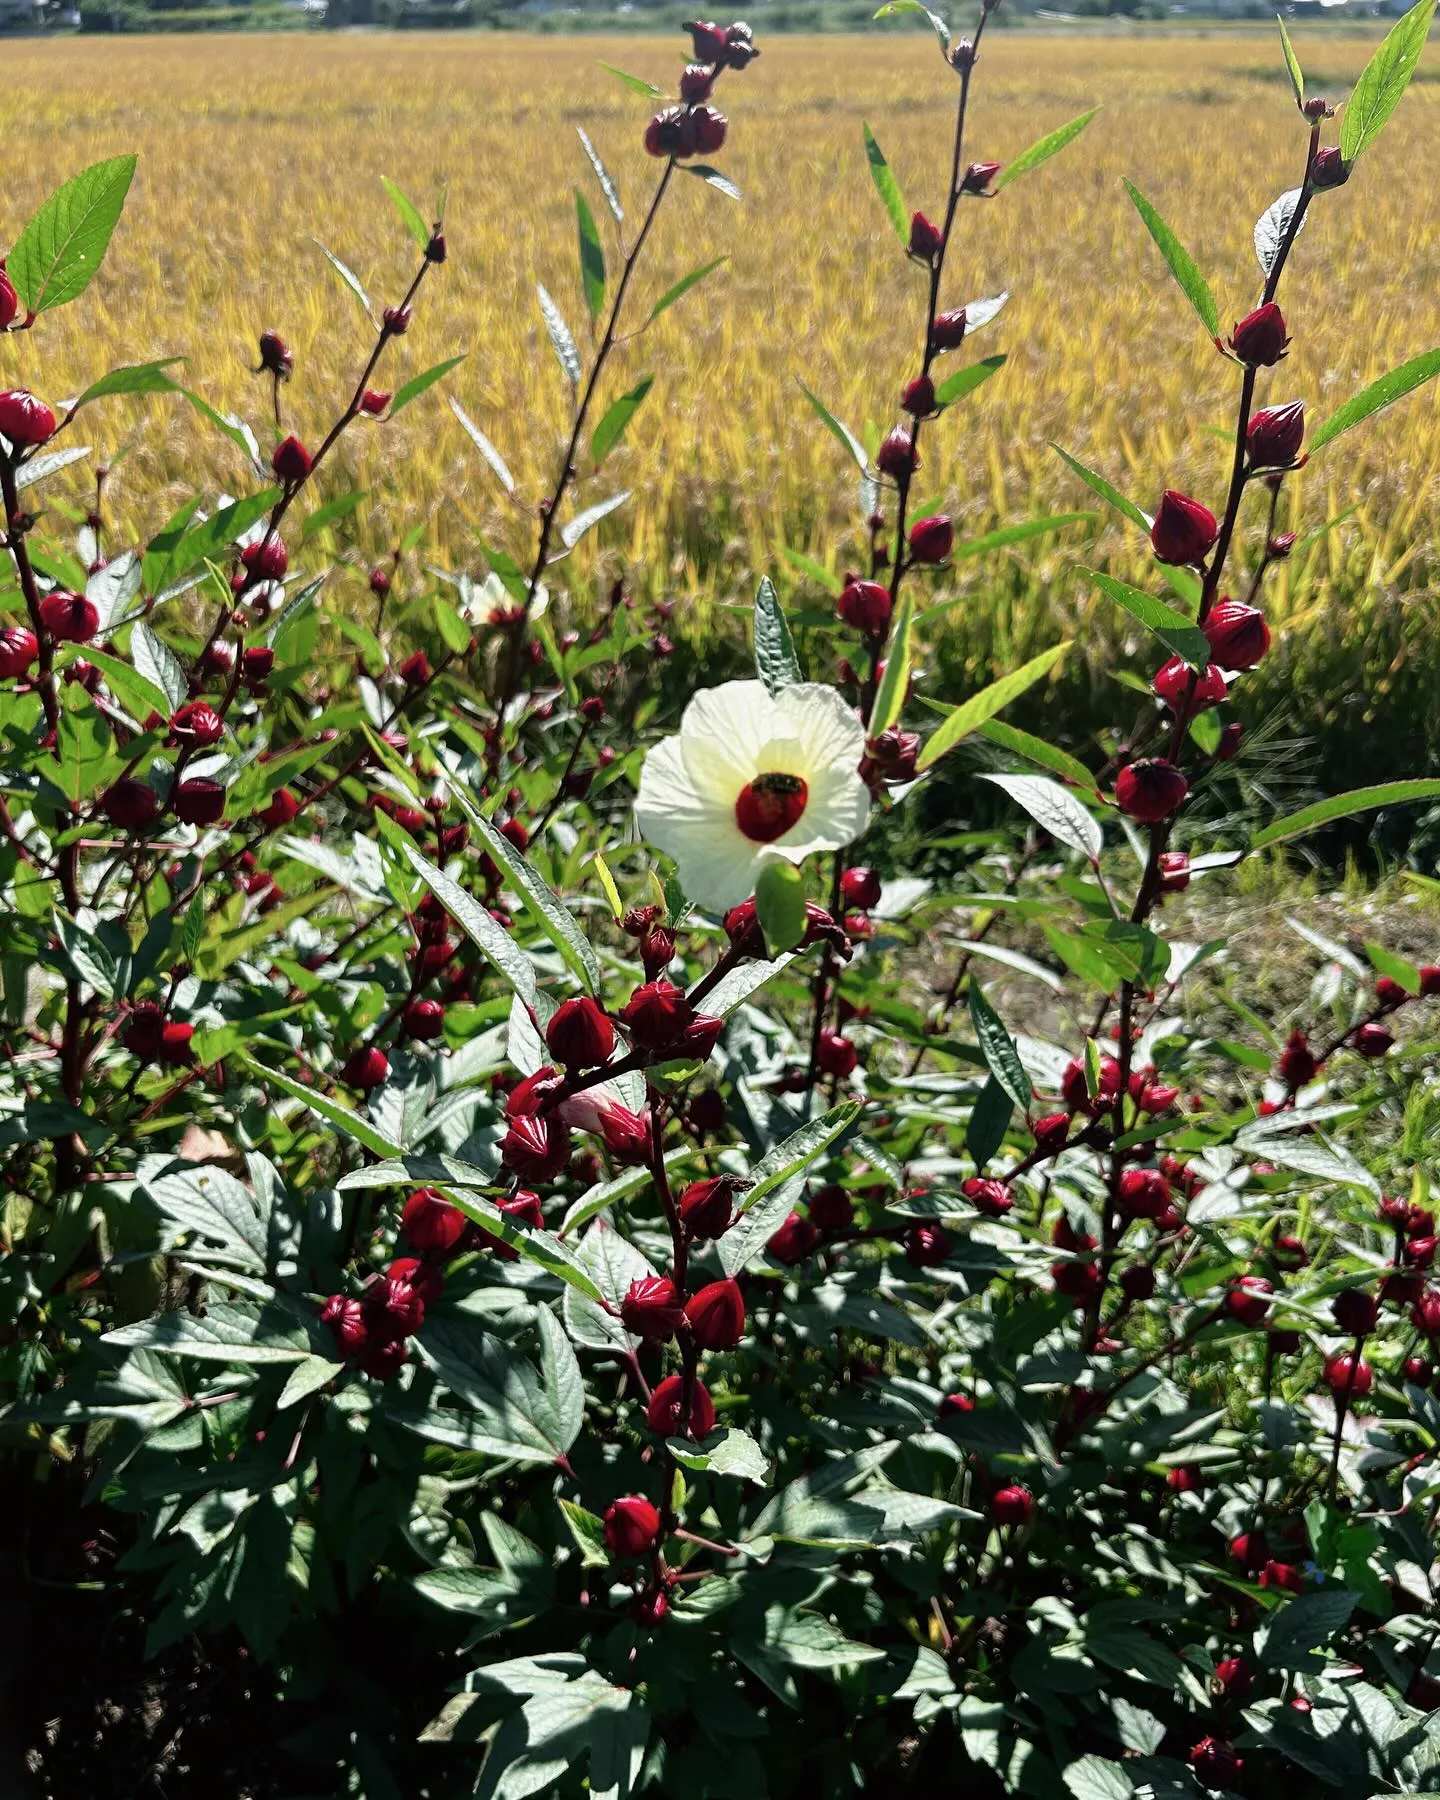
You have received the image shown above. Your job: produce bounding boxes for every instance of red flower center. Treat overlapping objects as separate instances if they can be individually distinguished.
[735,771,808,843]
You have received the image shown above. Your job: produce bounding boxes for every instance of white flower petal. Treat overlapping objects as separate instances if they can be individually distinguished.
[677,680,782,801]
[776,683,867,778]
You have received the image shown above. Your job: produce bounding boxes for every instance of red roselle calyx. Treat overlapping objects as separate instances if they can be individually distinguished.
[646,1374,716,1438]
[1115,758,1189,823]
[174,778,225,826]
[679,63,716,101]
[1203,599,1270,671]
[401,1187,466,1255]
[1158,851,1191,894]
[768,1211,819,1265]
[1277,1029,1317,1087]
[1246,401,1305,467]
[169,701,224,748]
[1311,144,1349,190]
[0,269,19,331]
[257,330,292,378]
[960,160,1002,194]
[685,1278,745,1349]
[621,1275,687,1343]
[930,307,968,351]
[907,211,943,264]
[908,515,953,565]
[38,590,100,643]
[1150,490,1218,565]
[358,389,389,417]
[0,626,39,677]
[837,579,892,634]
[1153,657,1227,710]
[0,389,58,448]
[604,1496,662,1558]
[678,1176,739,1241]
[901,374,937,419]
[241,537,288,581]
[876,427,919,481]
[103,780,160,831]
[1229,302,1289,367]
[545,996,615,1068]
[271,435,312,483]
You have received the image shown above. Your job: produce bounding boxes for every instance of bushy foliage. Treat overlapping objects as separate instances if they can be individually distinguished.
[2,5,1440,1796]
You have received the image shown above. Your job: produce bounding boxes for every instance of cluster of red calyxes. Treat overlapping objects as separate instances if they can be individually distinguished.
[1260,963,1440,1110]
[643,20,757,161]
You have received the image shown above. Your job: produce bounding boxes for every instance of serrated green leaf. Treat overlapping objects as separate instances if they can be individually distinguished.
[968,985,1031,1112]
[917,642,1070,772]
[1082,567,1211,667]
[754,575,803,694]
[1277,14,1306,109]
[9,154,136,314]
[1339,0,1436,164]
[798,381,868,471]
[1051,444,1151,532]
[1309,347,1440,453]
[868,592,913,738]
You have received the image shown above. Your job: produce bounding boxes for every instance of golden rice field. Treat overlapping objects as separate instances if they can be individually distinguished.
[0,29,1437,683]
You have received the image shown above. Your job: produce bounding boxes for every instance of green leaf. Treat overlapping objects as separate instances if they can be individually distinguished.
[389,354,466,418]
[300,489,367,545]
[68,358,186,412]
[590,376,653,469]
[1251,780,1440,849]
[755,858,807,955]
[669,1427,771,1485]
[968,985,1031,1112]
[81,646,171,725]
[577,127,623,224]
[448,785,600,993]
[645,256,726,326]
[380,174,431,250]
[868,593,913,738]
[1062,1755,1135,1800]
[934,354,1006,408]
[449,396,516,494]
[1309,347,1440,453]
[1277,14,1306,110]
[1122,179,1221,342]
[873,0,950,53]
[797,381,868,472]
[560,490,630,552]
[780,546,844,596]
[238,1054,403,1160]
[740,1102,864,1218]
[575,189,606,325]
[1051,444,1151,532]
[683,164,742,202]
[754,576,803,694]
[994,108,1100,190]
[862,124,909,245]
[537,284,581,387]
[311,237,373,318]
[943,512,1095,570]
[1260,1588,1359,1669]
[598,61,664,99]
[55,688,115,806]
[104,1301,314,1365]
[966,1074,1012,1169]
[402,842,541,1010]
[979,718,1099,792]
[982,772,1103,861]
[916,642,1070,772]
[1339,0,1436,164]
[1081,568,1211,667]
[9,154,136,315]
[1366,941,1421,993]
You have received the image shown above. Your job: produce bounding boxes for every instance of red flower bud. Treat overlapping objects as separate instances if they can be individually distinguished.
[767,1210,819,1265]
[621,979,693,1048]
[358,389,389,417]
[908,514,954,565]
[1189,1737,1243,1790]
[1404,1355,1433,1385]
[1158,850,1191,894]
[808,1183,852,1232]
[505,1067,564,1119]
[321,1294,370,1360]
[1217,720,1244,760]
[0,625,39,678]
[621,1275,687,1343]
[0,389,57,447]
[1375,975,1407,1009]
[1152,657,1227,710]
[876,427,919,481]
[402,998,445,1041]
[1203,599,1270,671]
[241,537,288,582]
[1119,1168,1171,1219]
[690,106,728,155]
[1060,1053,1120,1114]
[1229,1530,1269,1571]
[1226,1274,1273,1327]
[258,787,299,830]
[0,269,18,331]
[1277,1028,1317,1087]
[546,996,615,1069]
[1413,1290,1440,1336]
[1150,490,1218,566]
[990,1484,1033,1527]
[382,305,412,335]
[960,160,1002,194]
[640,927,677,979]
[499,1113,571,1182]
[174,777,226,826]
[1115,758,1188,823]
[604,1495,662,1558]
[388,1256,443,1306]
[1353,1021,1394,1059]
[169,701,224,748]
[258,330,293,378]
[103,779,160,831]
[342,1045,390,1091]
[682,17,729,59]
[837,579,893,634]
[1120,1262,1156,1301]
[905,1222,951,1267]
[1167,1464,1202,1493]
[815,1030,858,1078]
[901,374,937,419]
[962,1177,1014,1218]
[1260,1559,1304,1593]
[931,306,968,351]
[1333,1288,1377,1335]
[1033,1111,1071,1153]
[678,1176,738,1241]
[1229,301,1289,367]
[122,1002,166,1061]
[1246,400,1305,467]
[646,1373,716,1438]
[721,20,759,67]
[685,1278,745,1349]
[38,590,99,644]
[1311,144,1349,189]
[644,104,696,158]
[271,434,312,483]
[679,63,716,101]
[1324,1351,1372,1397]
[401,1187,466,1255]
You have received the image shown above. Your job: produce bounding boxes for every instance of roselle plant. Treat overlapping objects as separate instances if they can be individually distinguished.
[4,7,1440,1798]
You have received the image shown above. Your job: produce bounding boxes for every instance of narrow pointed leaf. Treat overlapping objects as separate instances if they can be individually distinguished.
[683,165,742,201]
[868,593,913,738]
[1309,347,1440,453]
[311,238,373,319]
[449,396,516,494]
[1082,568,1211,667]
[577,128,623,224]
[968,985,1031,1112]
[982,773,1103,862]
[389,354,466,418]
[69,359,185,411]
[561,491,631,551]
[798,382,868,472]
[1339,0,1436,164]
[598,62,664,99]
[934,354,1006,408]
[753,576,803,694]
[873,0,950,53]
[1276,15,1306,110]
[1122,180,1220,341]
[994,108,1100,190]
[239,1056,403,1160]
[863,124,909,245]
[403,843,539,1009]
[1251,780,1440,850]
[645,255,727,327]
[979,718,1099,793]
[590,376,654,469]
[537,284,582,387]
[916,642,1071,772]
[1051,444,1151,532]
[380,175,431,250]
[575,190,607,325]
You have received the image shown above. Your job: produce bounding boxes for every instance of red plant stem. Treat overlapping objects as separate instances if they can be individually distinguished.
[1,459,60,740]
[494,156,677,725]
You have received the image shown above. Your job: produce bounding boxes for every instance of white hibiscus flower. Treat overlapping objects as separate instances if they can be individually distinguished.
[635,680,871,912]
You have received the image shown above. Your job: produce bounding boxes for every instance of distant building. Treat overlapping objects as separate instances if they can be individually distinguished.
[0,0,40,25]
